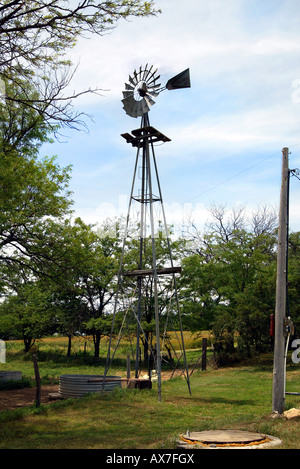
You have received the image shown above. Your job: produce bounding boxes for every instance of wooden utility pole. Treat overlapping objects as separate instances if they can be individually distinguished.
[272,147,289,414]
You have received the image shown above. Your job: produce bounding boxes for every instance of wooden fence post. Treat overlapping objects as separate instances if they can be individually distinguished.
[127,354,131,381]
[33,354,41,407]
[202,338,207,371]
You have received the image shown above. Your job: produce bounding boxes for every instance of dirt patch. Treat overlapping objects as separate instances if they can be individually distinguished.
[0,385,60,412]
[0,372,184,412]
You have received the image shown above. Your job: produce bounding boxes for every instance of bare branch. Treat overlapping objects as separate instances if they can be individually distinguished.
[251,205,278,236]
[0,1,160,131]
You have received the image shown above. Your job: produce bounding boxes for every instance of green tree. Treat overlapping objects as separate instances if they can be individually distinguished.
[46,218,121,358]
[50,288,89,357]
[0,77,76,286]
[80,227,121,358]
[181,205,278,363]
[0,151,73,284]
[0,280,54,352]
[288,231,300,334]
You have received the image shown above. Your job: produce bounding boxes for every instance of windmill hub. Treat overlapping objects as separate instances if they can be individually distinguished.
[137,85,147,98]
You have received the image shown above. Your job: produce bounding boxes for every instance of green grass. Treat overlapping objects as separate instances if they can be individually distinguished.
[1,337,300,449]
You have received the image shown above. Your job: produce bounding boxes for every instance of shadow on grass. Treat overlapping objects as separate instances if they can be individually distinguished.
[216,353,274,373]
[167,394,256,406]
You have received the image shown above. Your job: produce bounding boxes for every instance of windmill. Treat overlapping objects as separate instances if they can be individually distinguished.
[104,65,191,401]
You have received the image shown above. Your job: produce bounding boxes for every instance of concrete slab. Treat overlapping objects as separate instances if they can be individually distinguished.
[178,430,282,449]
[182,430,265,444]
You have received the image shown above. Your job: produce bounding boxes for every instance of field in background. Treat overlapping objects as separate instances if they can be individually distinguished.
[1,332,210,382]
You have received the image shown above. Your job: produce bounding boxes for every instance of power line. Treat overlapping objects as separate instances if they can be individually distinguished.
[184,143,300,204]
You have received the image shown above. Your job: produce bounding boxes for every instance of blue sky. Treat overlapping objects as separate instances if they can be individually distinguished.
[41,0,300,234]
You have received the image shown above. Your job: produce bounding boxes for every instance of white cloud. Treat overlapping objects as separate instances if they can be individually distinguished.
[44,0,300,233]
[65,0,300,97]
[161,102,300,165]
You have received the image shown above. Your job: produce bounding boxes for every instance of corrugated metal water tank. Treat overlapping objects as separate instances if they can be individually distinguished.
[59,374,122,399]
[0,371,22,382]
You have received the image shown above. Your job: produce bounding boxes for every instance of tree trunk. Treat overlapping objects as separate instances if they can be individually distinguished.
[23,336,34,353]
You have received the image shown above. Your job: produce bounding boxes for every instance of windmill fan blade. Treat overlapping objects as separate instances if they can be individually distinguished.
[126,103,139,118]
[122,95,134,105]
[135,100,145,116]
[148,83,161,89]
[141,99,150,114]
[134,67,142,84]
[128,74,136,86]
[138,65,143,80]
[142,64,150,81]
[166,68,191,90]
[147,75,160,87]
[147,90,159,99]
[144,95,155,107]
[122,95,136,116]
[122,91,133,99]
[122,95,150,118]
[147,69,158,85]
[147,84,160,94]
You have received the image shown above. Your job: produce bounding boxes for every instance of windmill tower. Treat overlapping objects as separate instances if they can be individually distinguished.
[104,65,191,401]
